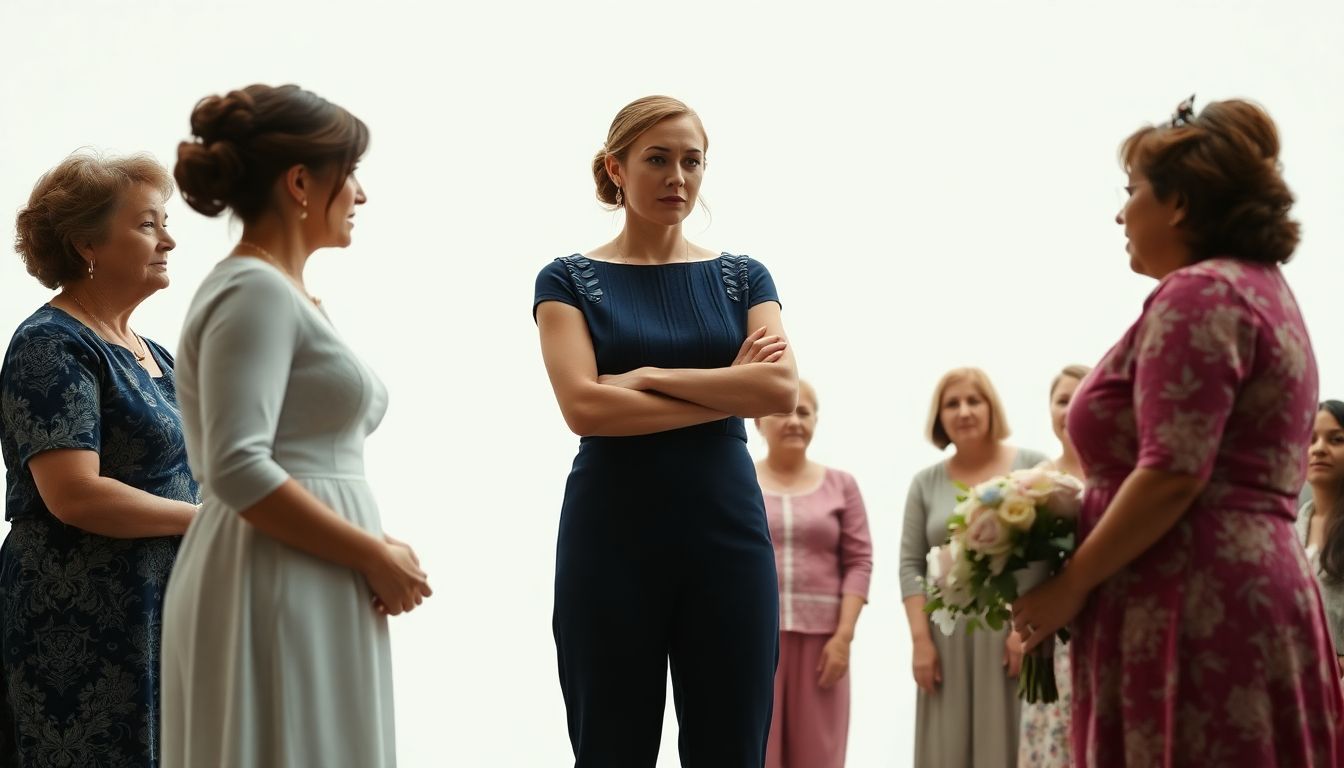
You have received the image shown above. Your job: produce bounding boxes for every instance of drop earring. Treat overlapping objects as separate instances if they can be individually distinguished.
[615,187,623,207]
[87,261,95,280]
[299,199,308,220]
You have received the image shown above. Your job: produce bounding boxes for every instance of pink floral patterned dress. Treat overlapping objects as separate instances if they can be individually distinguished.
[1067,258,1343,767]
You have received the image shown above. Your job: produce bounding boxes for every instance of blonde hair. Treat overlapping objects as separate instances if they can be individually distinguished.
[798,379,818,412]
[1050,364,1092,397]
[591,95,706,209]
[15,151,173,289]
[925,367,1011,450]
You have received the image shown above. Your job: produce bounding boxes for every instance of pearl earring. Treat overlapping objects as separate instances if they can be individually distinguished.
[299,199,308,220]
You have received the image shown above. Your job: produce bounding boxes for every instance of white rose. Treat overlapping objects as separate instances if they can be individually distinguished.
[926,546,951,588]
[931,607,958,636]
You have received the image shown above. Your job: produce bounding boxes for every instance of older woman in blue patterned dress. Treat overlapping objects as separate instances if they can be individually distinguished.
[0,152,198,767]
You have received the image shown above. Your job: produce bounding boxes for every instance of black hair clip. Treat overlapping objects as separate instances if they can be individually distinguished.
[1170,94,1196,128]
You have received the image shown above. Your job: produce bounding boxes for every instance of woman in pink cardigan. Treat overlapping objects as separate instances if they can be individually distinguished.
[754,380,873,768]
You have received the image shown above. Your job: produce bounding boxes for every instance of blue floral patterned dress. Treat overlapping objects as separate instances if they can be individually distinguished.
[0,305,198,768]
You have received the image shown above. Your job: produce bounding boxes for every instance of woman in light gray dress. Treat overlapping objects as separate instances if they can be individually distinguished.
[161,84,432,767]
[1296,399,1344,674]
[899,367,1047,768]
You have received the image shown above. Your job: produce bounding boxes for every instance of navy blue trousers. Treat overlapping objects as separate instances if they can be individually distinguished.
[554,433,780,767]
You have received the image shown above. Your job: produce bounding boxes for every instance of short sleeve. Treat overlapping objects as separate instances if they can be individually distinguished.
[0,323,102,466]
[746,257,780,309]
[1134,272,1256,480]
[533,257,581,320]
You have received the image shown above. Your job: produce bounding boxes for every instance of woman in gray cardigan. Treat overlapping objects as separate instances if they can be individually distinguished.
[899,367,1047,768]
[1297,399,1344,675]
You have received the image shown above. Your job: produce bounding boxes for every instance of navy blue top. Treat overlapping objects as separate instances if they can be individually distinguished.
[533,252,780,442]
[1,305,198,522]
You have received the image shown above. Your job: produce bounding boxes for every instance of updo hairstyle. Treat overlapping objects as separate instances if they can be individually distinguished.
[1120,98,1299,265]
[591,95,705,208]
[175,84,368,221]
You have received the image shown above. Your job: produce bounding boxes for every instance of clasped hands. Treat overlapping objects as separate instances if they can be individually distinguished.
[370,532,432,617]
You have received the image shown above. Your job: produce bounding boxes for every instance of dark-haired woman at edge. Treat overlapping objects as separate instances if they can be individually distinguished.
[161,84,431,768]
[534,95,797,767]
[1298,400,1344,677]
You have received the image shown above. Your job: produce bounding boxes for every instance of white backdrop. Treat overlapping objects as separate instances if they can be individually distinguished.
[3,1,1342,765]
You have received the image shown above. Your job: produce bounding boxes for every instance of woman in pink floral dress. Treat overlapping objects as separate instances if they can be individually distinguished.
[1012,96,1344,767]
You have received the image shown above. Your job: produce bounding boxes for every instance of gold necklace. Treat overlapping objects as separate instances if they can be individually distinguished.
[615,237,691,265]
[235,241,322,306]
[68,294,147,361]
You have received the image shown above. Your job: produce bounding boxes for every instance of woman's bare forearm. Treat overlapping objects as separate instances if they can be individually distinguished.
[638,363,797,417]
[834,594,866,641]
[34,465,195,538]
[238,479,383,571]
[565,383,730,436]
[903,595,933,642]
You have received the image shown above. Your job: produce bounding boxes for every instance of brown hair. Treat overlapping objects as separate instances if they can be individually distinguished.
[925,367,1011,450]
[1050,364,1092,398]
[1120,98,1299,265]
[592,95,706,208]
[14,151,173,290]
[175,84,369,221]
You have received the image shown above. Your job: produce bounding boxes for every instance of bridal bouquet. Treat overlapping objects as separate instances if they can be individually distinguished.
[922,467,1083,703]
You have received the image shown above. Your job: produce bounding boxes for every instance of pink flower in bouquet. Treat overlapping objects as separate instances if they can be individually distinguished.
[964,503,1013,555]
[1009,468,1053,501]
[926,545,954,589]
[1042,474,1084,519]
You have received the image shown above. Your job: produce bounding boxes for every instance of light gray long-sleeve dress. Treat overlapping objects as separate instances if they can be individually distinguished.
[899,448,1048,768]
[161,258,395,767]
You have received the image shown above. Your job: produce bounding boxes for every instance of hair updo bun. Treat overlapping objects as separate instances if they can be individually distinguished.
[591,149,621,207]
[174,137,245,217]
[189,90,259,145]
[592,95,706,209]
[1120,97,1299,265]
[175,84,369,221]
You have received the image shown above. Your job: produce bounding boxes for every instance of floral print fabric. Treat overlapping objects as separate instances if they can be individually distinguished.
[1067,260,1342,767]
[1018,638,1072,767]
[0,306,197,767]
